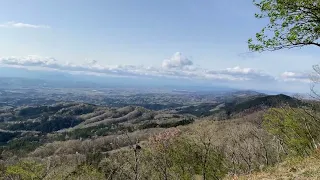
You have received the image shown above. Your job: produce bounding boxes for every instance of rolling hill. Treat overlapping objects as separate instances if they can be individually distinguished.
[0,102,195,153]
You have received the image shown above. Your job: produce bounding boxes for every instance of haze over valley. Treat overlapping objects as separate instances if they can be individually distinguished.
[1,0,320,179]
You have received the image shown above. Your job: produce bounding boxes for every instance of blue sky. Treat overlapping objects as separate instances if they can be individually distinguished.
[0,0,319,93]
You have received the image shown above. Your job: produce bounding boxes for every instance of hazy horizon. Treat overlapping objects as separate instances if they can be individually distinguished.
[0,0,318,93]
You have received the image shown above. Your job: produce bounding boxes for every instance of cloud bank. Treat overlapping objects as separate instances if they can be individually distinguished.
[0,21,50,29]
[281,71,311,83]
[0,52,310,85]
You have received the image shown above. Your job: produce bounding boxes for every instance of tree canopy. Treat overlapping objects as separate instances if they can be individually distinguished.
[248,0,320,52]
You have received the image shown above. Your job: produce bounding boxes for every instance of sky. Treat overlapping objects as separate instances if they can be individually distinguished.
[0,0,319,93]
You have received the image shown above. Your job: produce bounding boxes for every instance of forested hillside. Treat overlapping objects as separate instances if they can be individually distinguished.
[1,92,317,179]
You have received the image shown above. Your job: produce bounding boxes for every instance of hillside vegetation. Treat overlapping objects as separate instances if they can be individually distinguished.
[1,94,319,179]
[231,151,320,180]
[0,102,195,157]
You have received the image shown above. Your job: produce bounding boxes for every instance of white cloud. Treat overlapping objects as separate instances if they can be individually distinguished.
[0,21,50,29]
[281,71,311,83]
[0,55,57,66]
[225,66,256,74]
[0,54,277,83]
[206,66,275,81]
[162,52,193,69]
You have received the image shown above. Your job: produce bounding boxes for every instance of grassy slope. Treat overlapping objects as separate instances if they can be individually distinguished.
[228,152,320,180]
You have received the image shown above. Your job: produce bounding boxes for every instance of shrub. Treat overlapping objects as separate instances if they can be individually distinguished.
[5,160,45,180]
[263,107,320,157]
